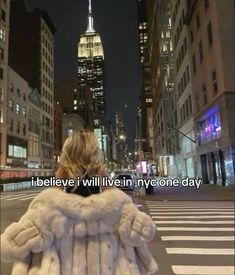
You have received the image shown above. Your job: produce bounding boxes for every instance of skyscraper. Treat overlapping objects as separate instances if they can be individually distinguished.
[77,0,106,115]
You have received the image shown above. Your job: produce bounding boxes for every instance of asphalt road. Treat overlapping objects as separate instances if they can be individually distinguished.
[0,184,234,275]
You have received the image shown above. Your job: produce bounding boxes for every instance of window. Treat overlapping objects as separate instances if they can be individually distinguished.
[212,70,218,93]
[23,124,26,136]
[190,30,194,43]
[0,87,3,101]
[202,84,207,104]
[0,67,3,80]
[23,93,26,101]
[188,95,192,114]
[17,89,21,97]
[16,121,20,133]
[10,83,14,92]
[9,118,13,131]
[22,107,26,117]
[0,28,5,41]
[192,54,197,74]
[1,9,6,21]
[199,40,203,62]
[196,13,200,30]
[204,0,209,10]
[207,22,213,46]
[16,103,20,114]
[0,47,3,60]
[9,99,13,111]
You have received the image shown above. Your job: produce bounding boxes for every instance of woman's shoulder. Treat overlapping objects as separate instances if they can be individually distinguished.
[56,166,69,179]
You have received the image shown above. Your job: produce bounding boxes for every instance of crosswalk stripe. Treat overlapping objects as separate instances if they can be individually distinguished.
[5,193,39,201]
[150,211,233,215]
[166,248,235,255]
[155,220,234,224]
[148,206,234,211]
[20,195,38,201]
[161,236,235,241]
[151,215,234,219]
[156,227,234,231]
[171,265,235,275]
[1,193,34,199]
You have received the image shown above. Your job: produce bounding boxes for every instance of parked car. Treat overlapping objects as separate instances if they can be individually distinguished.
[115,173,139,197]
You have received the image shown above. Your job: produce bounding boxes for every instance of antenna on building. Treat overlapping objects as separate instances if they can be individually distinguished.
[86,0,95,34]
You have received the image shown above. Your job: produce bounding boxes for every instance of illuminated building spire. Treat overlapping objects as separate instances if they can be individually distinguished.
[86,0,95,34]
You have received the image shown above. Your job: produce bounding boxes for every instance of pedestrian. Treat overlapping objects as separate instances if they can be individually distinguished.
[1,130,158,275]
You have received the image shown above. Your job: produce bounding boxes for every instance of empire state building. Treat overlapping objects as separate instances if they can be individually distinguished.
[77,0,106,115]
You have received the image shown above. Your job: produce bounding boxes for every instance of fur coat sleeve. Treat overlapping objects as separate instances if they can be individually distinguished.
[1,188,158,275]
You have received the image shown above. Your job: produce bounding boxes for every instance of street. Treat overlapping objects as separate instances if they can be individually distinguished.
[1,184,234,275]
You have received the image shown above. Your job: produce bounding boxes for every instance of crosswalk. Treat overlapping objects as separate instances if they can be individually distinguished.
[0,189,42,202]
[146,200,235,275]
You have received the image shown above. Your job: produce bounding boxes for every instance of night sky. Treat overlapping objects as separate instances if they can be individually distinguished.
[21,0,141,150]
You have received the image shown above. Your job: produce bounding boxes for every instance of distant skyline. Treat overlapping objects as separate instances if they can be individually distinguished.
[20,0,141,149]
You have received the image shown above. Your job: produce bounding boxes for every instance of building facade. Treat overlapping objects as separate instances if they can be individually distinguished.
[6,68,29,170]
[136,0,154,161]
[185,0,235,186]
[171,0,196,178]
[54,101,62,170]
[9,1,56,172]
[146,0,175,176]
[77,0,106,115]
[28,88,42,172]
[0,0,10,168]
[55,76,93,125]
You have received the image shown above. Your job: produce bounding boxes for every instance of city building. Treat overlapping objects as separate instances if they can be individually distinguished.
[77,0,106,115]
[0,0,10,168]
[115,111,128,169]
[170,0,196,178]
[9,1,56,173]
[185,0,235,186]
[62,113,85,145]
[146,0,175,176]
[136,0,154,161]
[28,88,42,173]
[6,67,29,170]
[54,101,62,170]
[55,76,93,125]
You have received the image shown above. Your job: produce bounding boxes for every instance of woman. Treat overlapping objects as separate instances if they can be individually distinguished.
[56,129,108,195]
[1,130,158,275]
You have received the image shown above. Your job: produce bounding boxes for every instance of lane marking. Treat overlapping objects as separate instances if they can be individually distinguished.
[5,193,39,201]
[20,195,38,201]
[151,215,234,219]
[166,248,235,255]
[155,220,234,224]
[171,265,235,275]
[149,211,234,214]
[157,227,235,231]
[161,236,235,241]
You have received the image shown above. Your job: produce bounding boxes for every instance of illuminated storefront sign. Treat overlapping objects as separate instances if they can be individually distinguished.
[197,107,221,145]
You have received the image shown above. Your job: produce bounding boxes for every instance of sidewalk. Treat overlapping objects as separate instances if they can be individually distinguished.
[142,183,235,201]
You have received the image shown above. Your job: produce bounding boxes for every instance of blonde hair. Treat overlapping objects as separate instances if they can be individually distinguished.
[60,129,104,179]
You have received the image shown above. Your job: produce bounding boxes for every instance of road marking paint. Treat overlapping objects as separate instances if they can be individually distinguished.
[155,220,234,224]
[166,248,235,255]
[148,206,234,211]
[157,227,235,231]
[171,265,235,275]
[20,195,38,201]
[161,236,235,241]
[149,211,234,214]
[151,215,234,219]
[5,193,39,201]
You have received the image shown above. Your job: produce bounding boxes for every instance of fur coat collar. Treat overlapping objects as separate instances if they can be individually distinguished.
[1,188,158,275]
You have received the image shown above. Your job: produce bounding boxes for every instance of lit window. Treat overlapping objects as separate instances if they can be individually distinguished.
[9,99,13,111]
[16,103,20,114]
[74,100,77,104]
[211,70,218,93]
[0,28,5,41]
[22,107,26,117]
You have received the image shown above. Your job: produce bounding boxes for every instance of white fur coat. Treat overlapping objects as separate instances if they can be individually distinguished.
[1,188,158,275]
